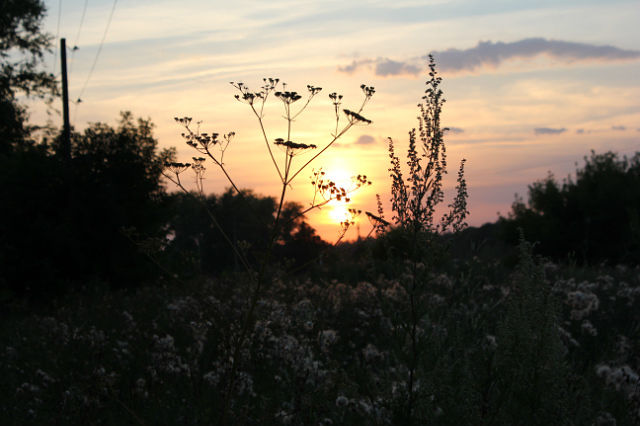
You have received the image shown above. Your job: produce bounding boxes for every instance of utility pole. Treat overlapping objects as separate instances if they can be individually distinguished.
[60,38,71,161]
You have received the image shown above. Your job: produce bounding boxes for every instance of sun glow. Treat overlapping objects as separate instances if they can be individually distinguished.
[321,167,358,224]
[328,202,351,223]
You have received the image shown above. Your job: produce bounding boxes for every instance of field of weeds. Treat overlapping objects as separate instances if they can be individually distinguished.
[3,246,639,425]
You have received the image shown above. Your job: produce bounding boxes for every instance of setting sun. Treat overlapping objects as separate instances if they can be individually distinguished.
[316,166,362,223]
[327,202,350,223]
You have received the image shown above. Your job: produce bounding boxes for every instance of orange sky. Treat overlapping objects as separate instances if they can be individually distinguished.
[33,0,640,241]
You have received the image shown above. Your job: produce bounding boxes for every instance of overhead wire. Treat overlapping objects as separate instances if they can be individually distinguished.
[51,0,63,75]
[69,0,89,76]
[73,0,118,123]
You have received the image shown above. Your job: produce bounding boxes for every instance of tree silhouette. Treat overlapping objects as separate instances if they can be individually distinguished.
[505,150,640,264]
[0,113,172,299]
[0,0,56,152]
[164,189,327,276]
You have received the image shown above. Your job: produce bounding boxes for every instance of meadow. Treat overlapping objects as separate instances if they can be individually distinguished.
[2,237,639,424]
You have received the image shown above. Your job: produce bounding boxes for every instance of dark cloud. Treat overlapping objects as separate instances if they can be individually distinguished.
[576,128,585,134]
[338,38,640,76]
[375,59,421,77]
[337,59,373,74]
[338,57,420,77]
[534,127,566,135]
[612,125,626,131]
[431,38,640,72]
[355,134,376,145]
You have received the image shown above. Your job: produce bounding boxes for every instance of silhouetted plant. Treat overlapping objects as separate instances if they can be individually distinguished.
[165,78,375,423]
[388,55,468,237]
[377,55,469,424]
[491,238,574,424]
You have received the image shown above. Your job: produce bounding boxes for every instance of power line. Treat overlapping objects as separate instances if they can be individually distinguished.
[74,0,118,122]
[69,0,89,76]
[52,0,63,73]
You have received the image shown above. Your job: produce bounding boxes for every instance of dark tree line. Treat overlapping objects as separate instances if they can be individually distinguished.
[1,114,170,297]
[502,150,640,265]
[0,111,326,301]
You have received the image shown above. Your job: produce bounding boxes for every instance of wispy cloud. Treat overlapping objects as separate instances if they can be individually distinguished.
[375,59,422,77]
[338,38,640,76]
[332,134,377,148]
[534,127,566,135]
[611,125,626,131]
[355,134,376,145]
[338,57,420,77]
[445,127,464,134]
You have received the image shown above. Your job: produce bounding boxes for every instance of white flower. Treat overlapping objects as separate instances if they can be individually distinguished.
[335,395,349,407]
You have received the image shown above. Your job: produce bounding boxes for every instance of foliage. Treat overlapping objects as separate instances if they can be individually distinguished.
[505,150,640,265]
[371,55,470,423]
[0,112,172,299]
[162,190,327,277]
[0,0,57,151]
[388,55,468,238]
[492,239,574,424]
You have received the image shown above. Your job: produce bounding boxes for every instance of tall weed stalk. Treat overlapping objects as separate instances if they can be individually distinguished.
[162,79,375,423]
[384,55,469,423]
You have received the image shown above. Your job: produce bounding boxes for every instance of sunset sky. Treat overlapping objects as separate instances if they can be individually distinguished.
[37,0,640,241]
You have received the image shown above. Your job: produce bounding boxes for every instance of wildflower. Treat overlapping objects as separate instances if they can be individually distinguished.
[343,108,372,124]
[164,161,191,175]
[319,329,338,352]
[133,378,148,398]
[581,320,598,336]
[594,411,617,426]
[366,210,390,228]
[567,290,599,320]
[335,395,349,407]
[203,371,220,386]
[274,138,317,156]
[485,334,497,350]
[275,90,303,104]
[362,343,383,362]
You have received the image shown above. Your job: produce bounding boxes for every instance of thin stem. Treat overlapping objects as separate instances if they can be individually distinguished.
[180,123,244,196]
[290,93,316,121]
[163,173,253,273]
[251,104,284,183]
[287,121,353,184]
[202,145,242,196]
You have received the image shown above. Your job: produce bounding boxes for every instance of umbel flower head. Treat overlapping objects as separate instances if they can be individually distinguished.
[343,109,372,124]
[274,138,317,156]
[366,211,390,227]
[274,91,303,104]
[164,162,191,175]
